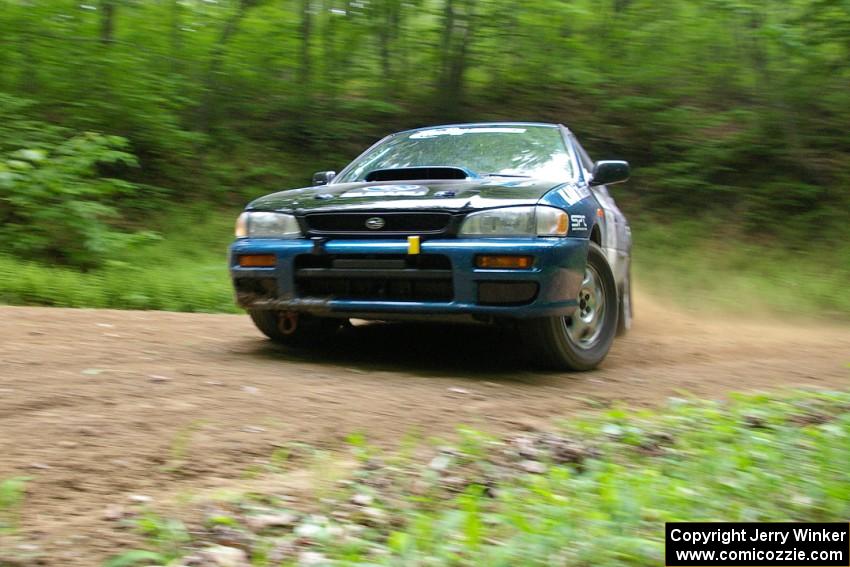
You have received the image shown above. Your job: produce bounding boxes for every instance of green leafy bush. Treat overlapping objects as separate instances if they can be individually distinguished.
[0,125,152,268]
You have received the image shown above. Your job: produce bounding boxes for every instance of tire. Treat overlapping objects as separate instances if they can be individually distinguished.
[248,310,343,346]
[519,243,619,371]
[616,261,633,336]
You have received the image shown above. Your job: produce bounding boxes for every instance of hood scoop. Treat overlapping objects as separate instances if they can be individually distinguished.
[364,166,470,182]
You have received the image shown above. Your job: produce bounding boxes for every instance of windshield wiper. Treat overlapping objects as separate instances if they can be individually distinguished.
[485,173,531,178]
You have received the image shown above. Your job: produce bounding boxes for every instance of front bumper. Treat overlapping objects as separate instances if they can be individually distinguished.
[229,238,588,320]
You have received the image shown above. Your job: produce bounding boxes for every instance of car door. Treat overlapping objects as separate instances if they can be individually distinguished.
[569,133,631,286]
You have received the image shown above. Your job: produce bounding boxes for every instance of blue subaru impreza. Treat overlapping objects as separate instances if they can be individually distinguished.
[230,123,632,370]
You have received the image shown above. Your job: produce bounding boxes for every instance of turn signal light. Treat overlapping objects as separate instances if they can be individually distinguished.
[475,255,534,269]
[238,254,277,268]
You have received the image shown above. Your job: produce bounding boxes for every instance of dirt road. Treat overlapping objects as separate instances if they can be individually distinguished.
[1,295,848,564]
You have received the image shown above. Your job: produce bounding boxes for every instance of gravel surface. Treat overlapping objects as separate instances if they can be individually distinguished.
[1,293,848,565]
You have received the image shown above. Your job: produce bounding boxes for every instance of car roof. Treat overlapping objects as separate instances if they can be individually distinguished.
[397,122,567,135]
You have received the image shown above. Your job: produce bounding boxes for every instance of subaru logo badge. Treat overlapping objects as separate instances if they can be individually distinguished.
[365,217,385,230]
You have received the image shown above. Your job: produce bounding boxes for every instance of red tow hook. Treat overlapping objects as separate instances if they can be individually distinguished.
[277,311,299,335]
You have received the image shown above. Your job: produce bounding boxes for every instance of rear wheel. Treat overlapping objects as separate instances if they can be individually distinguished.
[248,310,343,346]
[520,243,619,371]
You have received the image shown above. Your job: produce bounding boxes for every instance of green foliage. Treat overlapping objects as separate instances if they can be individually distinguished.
[0,94,65,152]
[0,0,847,237]
[0,477,29,532]
[0,0,848,309]
[113,390,850,565]
[105,513,188,567]
[0,211,846,316]
[0,96,153,268]
[0,131,149,267]
[632,218,850,317]
[102,550,168,567]
[0,210,237,312]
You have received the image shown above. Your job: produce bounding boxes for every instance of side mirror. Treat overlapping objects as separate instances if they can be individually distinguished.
[590,161,630,186]
[312,170,336,186]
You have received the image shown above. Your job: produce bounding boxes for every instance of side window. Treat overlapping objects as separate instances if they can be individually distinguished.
[574,138,594,174]
[574,137,613,198]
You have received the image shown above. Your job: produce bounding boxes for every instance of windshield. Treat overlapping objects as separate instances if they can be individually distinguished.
[335,125,574,183]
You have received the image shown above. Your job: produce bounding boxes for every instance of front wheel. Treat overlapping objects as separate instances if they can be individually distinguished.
[519,243,619,371]
[248,310,343,346]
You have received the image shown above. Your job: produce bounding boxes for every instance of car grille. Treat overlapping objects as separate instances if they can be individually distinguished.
[294,254,454,302]
[302,212,453,236]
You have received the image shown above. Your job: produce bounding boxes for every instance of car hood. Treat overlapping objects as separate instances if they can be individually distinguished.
[246,178,566,213]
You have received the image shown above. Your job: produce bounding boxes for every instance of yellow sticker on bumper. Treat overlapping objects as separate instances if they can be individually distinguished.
[407,235,421,255]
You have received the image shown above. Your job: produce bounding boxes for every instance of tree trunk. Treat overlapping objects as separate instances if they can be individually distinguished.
[169,0,183,73]
[99,0,115,45]
[298,0,313,87]
[322,0,335,87]
[613,0,632,13]
[439,0,456,91]
[199,0,254,132]
[379,10,391,80]
[438,0,475,117]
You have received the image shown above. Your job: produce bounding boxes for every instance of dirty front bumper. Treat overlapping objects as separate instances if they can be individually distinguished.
[229,238,588,321]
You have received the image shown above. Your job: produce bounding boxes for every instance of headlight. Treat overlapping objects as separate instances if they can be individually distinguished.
[235,212,302,239]
[459,206,568,237]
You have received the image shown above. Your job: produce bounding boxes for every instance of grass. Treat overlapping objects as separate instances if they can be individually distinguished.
[0,208,239,313]
[0,210,848,318]
[633,218,850,318]
[108,389,850,566]
[0,477,28,533]
[103,514,190,567]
